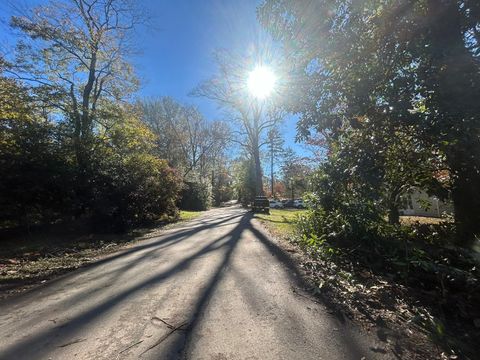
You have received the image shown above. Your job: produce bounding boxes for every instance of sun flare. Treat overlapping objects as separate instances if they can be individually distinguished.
[247,66,276,99]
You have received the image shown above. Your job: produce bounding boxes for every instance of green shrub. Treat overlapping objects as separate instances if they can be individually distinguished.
[0,118,76,228]
[297,192,478,297]
[178,180,211,211]
[232,158,256,206]
[91,153,181,231]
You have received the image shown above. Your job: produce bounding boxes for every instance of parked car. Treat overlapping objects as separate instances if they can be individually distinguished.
[282,199,295,208]
[269,200,284,209]
[252,196,270,214]
[293,199,305,209]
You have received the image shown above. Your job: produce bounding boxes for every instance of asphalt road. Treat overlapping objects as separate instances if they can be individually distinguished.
[0,206,389,360]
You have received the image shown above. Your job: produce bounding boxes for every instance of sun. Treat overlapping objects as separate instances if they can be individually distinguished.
[247,65,276,99]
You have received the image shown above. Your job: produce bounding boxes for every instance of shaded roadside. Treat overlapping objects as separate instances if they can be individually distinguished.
[254,211,467,360]
[0,210,205,299]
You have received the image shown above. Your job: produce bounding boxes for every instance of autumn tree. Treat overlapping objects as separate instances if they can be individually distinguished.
[139,97,230,210]
[0,1,182,230]
[232,157,257,205]
[0,73,73,227]
[140,97,189,170]
[139,97,230,178]
[211,158,234,206]
[8,0,141,173]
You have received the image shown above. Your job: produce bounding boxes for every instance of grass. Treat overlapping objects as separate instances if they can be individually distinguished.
[179,210,204,221]
[255,208,306,237]
[256,211,445,235]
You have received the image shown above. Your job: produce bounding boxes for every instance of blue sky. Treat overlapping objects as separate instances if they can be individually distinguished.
[0,0,303,157]
[135,0,302,155]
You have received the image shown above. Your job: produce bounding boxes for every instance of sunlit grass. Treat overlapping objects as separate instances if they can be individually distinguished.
[255,209,306,236]
[179,210,203,221]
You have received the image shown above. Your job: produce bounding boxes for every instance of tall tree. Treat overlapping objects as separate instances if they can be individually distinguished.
[281,148,310,201]
[266,127,285,198]
[211,158,234,206]
[1,3,183,230]
[232,157,257,205]
[140,97,188,170]
[417,0,480,243]
[192,50,282,196]
[8,0,140,172]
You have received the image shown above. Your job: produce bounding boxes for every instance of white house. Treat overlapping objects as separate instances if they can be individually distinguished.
[399,189,453,218]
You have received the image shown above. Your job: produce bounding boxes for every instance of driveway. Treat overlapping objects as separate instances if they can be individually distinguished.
[0,206,388,359]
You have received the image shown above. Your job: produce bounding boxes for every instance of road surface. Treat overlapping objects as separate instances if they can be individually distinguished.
[0,206,389,359]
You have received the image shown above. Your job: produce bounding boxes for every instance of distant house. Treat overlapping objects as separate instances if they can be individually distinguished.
[399,188,453,218]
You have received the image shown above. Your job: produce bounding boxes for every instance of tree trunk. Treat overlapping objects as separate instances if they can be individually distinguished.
[270,148,274,197]
[388,205,400,225]
[253,146,263,196]
[426,0,480,245]
[451,163,480,245]
[387,190,401,225]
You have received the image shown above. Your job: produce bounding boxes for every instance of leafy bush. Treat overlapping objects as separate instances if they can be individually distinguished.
[91,153,181,231]
[212,169,233,206]
[297,161,385,248]
[297,192,478,294]
[87,115,182,230]
[297,161,477,294]
[0,118,76,228]
[178,181,211,211]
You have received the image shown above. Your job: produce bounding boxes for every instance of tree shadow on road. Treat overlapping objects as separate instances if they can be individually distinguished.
[156,215,376,359]
[0,210,379,360]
